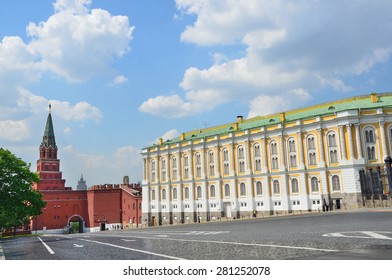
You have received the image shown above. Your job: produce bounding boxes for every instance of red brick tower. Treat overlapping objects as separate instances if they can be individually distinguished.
[34,104,66,191]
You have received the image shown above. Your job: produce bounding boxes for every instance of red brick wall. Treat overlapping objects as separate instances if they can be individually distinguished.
[32,190,89,231]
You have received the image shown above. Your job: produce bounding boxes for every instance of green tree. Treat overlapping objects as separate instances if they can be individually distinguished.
[0,148,46,236]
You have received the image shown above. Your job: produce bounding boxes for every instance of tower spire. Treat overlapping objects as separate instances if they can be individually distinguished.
[40,104,57,148]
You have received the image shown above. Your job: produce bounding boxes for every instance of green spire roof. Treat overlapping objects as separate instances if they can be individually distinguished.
[40,104,57,148]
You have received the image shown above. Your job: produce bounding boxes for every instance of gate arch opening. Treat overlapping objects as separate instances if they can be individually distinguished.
[67,214,84,233]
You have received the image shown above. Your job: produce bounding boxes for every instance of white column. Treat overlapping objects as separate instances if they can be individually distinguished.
[189,146,194,180]
[245,139,251,174]
[317,128,325,166]
[230,140,236,176]
[346,124,355,160]
[262,137,268,172]
[297,131,304,168]
[279,134,286,171]
[355,124,363,159]
[166,152,171,182]
[201,143,207,179]
[338,125,347,160]
[379,121,388,160]
[215,141,221,177]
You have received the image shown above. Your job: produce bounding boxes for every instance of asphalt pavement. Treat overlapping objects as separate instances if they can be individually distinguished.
[1,208,392,260]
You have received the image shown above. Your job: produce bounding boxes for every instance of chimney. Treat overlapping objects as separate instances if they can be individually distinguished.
[180,133,185,141]
[237,115,243,123]
[370,93,378,103]
[280,112,286,122]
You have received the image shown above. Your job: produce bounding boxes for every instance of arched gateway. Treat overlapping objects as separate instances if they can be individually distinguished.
[67,214,85,233]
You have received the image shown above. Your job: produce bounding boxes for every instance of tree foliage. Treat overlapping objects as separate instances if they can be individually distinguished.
[0,148,46,233]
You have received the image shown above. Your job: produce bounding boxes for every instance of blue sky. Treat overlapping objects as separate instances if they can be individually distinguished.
[1,0,392,187]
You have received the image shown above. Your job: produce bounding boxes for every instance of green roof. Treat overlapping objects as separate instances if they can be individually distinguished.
[148,92,392,148]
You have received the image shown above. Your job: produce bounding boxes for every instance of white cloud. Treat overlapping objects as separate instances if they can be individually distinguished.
[247,89,312,118]
[27,0,134,82]
[155,129,180,144]
[142,0,392,118]
[114,146,141,168]
[17,88,103,123]
[109,75,128,86]
[0,0,134,87]
[64,127,71,134]
[53,0,91,14]
[139,94,207,118]
[0,120,30,142]
[60,145,142,186]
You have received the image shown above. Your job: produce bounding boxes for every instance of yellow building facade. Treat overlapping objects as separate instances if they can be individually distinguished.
[141,93,392,226]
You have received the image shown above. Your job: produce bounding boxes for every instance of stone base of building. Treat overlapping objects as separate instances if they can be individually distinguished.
[142,193,392,227]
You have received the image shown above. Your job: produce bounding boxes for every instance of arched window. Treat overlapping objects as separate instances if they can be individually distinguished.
[208,150,215,176]
[224,184,230,197]
[223,149,229,161]
[256,181,262,196]
[184,187,189,199]
[196,186,202,199]
[208,151,214,163]
[327,131,338,163]
[364,127,376,160]
[365,130,375,143]
[162,189,166,200]
[291,178,299,194]
[195,153,201,165]
[240,182,246,196]
[238,146,245,173]
[288,137,297,168]
[183,155,189,179]
[288,138,296,152]
[307,135,317,166]
[172,156,178,180]
[210,185,216,198]
[254,144,261,157]
[273,180,280,194]
[270,140,279,170]
[311,177,319,192]
[328,133,337,147]
[151,189,156,201]
[173,188,177,200]
[238,146,245,159]
[332,175,341,192]
[254,143,261,171]
[195,153,202,177]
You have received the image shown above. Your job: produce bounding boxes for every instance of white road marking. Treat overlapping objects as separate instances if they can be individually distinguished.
[121,239,136,242]
[79,238,186,260]
[74,244,84,248]
[361,231,392,240]
[37,237,55,255]
[323,231,392,240]
[139,230,230,236]
[104,234,338,252]
[154,235,169,238]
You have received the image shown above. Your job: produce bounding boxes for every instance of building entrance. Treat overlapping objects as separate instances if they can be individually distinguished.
[224,203,232,218]
[68,215,84,233]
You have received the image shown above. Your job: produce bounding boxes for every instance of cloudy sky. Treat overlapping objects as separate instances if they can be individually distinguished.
[1,0,392,187]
